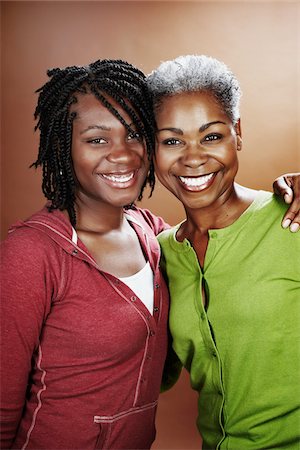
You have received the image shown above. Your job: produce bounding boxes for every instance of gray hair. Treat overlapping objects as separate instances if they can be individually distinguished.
[147,54,242,124]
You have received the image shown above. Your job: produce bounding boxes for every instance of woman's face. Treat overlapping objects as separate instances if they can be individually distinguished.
[154,91,241,211]
[71,93,149,209]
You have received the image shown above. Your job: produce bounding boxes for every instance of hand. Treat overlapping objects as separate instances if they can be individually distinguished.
[273,173,300,232]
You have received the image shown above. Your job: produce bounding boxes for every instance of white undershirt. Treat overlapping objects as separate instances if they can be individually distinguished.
[119,262,154,314]
[71,227,154,314]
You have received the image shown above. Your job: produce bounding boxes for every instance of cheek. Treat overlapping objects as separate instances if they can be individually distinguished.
[72,154,87,174]
[154,157,176,193]
[228,149,239,168]
[153,155,167,180]
[154,148,173,174]
[71,154,95,184]
[215,145,238,167]
[72,144,98,168]
[222,151,239,180]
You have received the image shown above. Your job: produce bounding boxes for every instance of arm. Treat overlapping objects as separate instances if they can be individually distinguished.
[273,173,300,232]
[0,230,52,448]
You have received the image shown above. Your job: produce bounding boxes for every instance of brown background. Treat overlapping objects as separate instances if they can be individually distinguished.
[1,1,299,448]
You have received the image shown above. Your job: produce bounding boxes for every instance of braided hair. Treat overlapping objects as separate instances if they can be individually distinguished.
[32,59,156,226]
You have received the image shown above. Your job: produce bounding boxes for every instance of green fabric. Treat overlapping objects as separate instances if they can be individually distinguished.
[158,191,300,450]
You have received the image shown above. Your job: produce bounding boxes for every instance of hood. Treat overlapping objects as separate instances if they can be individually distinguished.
[9,204,81,256]
[8,204,150,269]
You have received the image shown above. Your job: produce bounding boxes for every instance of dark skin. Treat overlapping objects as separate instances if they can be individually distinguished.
[68,92,149,277]
[154,91,300,308]
[177,185,256,268]
[154,91,300,272]
[66,91,299,279]
[75,207,146,277]
[274,173,300,232]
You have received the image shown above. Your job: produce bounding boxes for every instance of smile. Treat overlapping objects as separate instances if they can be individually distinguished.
[101,172,135,183]
[179,172,215,188]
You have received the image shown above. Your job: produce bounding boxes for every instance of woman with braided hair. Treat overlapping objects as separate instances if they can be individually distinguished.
[0,57,299,450]
[0,59,169,450]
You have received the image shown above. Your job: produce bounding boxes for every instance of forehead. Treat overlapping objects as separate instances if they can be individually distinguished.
[155,91,228,124]
[71,92,135,126]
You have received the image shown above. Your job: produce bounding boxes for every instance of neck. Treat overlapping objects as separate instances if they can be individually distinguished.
[182,183,257,237]
[74,195,125,234]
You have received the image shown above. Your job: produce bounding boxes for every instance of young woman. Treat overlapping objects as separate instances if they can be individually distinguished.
[0,59,170,450]
[147,55,300,449]
[0,57,299,450]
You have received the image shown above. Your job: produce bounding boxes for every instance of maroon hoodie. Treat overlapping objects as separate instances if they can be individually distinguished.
[0,206,170,449]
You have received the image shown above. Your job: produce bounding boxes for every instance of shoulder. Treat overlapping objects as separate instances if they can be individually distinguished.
[248,191,299,247]
[0,229,60,288]
[251,190,290,222]
[125,206,171,236]
[1,225,52,258]
[255,190,286,211]
[1,210,68,302]
[1,207,66,263]
[157,225,184,258]
[157,226,176,244]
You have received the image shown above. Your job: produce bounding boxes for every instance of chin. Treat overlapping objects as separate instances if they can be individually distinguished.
[114,192,141,208]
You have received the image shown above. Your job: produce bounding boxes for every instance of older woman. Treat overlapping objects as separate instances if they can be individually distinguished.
[147,55,300,449]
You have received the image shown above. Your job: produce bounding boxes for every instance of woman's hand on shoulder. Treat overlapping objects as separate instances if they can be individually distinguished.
[273,173,300,232]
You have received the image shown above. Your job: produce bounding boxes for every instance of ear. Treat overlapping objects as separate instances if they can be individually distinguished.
[235,119,242,151]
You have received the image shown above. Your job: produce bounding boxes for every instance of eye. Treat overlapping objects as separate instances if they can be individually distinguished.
[87,137,107,145]
[127,131,142,142]
[162,138,182,146]
[202,133,222,143]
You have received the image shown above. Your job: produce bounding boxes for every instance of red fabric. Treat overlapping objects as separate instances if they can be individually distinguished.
[0,206,170,449]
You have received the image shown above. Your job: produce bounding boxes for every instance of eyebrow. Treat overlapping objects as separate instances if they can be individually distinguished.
[157,121,226,134]
[80,125,111,135]
[199,121,226,132]
[79,122,137,135]
[157,127,183,134]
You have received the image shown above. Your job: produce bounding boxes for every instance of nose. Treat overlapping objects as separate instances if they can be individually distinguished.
[181,142,208,168]
[107,141,141,165]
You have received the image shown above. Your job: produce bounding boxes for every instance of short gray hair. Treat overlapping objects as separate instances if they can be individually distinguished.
[147,54,241,124]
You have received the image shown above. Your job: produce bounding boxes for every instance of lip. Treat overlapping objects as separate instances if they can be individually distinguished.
[98,170,140,189]
[177,172,217,192]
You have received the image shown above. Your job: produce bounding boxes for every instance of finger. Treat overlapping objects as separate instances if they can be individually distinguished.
[290,222,300,233]
[285,173,300,207]
[273,177,293,204]
[282,200,300,232]
[274,173,300,231]
[287,207,300,232]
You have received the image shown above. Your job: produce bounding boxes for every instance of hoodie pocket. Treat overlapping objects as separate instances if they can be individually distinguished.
[94,422,112,450]
[94,401,157,449]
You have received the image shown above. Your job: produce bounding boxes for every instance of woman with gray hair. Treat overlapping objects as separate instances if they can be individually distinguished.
[147,55,300,449]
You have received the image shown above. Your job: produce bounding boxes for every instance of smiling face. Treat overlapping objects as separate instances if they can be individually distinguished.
[71,93,149,210]
[154,91,242,212]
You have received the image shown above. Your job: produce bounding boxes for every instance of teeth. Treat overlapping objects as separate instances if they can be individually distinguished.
[102,172,134,183]
[179,173,214,187]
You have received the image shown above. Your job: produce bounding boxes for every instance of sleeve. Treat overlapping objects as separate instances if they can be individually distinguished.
[0,229,53,449]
